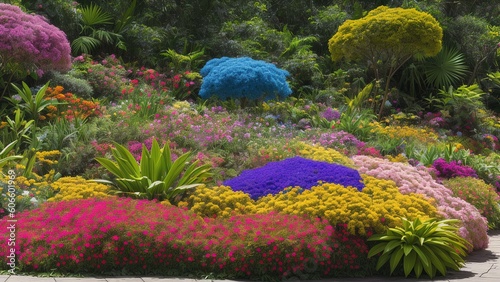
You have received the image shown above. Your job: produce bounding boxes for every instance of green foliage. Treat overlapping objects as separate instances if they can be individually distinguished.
[431,84,485,112]
[424,46,468,90]
[21,0,80,41]
[0,109,34,154]
[72,3,126,55]
[442,177,500,229]
[45,72,94,99]
[160,47,205,73]
[368,218,469,278]
[337,109,375,142]
[308,5,348,46]
[8,81,58,127]
[0,140,22,168]
[94,138,212,202]
[39,118,88,151]
[446,15,499,83]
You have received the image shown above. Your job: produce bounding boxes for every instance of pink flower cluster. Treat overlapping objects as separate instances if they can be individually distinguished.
[353,155,488,251]
[0,197,367,277]
[0,4,71,76]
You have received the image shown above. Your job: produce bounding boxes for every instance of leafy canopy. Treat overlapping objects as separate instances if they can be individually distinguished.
[328,6,443,63]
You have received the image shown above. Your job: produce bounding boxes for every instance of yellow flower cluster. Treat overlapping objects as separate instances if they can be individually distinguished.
[183,176,439,236]
[298,143,355,167]
[253,175,438,236]
[172,101,193,112]
[36,150,61,166]
[179,185,255,218]
[48,176,111,202]
[387,154,409,164]
[370,121,439,144]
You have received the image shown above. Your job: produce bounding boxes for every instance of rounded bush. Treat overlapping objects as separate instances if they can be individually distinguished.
[223,156,364,199]
[199,57,292,101]
[0,3,71,77]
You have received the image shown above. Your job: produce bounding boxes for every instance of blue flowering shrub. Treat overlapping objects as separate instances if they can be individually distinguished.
[199,57,292,101]
[223,156,364,199]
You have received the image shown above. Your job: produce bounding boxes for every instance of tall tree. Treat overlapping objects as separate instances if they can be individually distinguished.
[328,6,443,118]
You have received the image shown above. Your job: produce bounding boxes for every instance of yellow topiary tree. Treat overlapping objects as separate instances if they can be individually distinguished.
[328,6,443,118]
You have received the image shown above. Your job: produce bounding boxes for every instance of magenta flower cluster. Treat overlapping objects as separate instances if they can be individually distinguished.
[0,4,71,76]
[432,158,478,179]
[224,156,364,199]
[0,197,352,277]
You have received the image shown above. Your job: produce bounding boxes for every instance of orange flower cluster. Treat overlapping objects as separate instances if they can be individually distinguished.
[45,86,102,121]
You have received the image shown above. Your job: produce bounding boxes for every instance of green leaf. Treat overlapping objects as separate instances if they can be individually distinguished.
[389,247,404,274]
[368,242,387,258]
[413,245,430,267]
[376,252,391,271]
[384,240,402,253]
[414,256,423,278]
[404,250,417,277]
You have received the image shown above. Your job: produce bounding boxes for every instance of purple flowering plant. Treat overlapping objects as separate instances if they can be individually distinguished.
[223,156,364,199]
[432,158,478,179]
[0,3,71,81]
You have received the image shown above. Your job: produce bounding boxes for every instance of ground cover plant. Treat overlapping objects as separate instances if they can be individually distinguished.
[1,1,500,280]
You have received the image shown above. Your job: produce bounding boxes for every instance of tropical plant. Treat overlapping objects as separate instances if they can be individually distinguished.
[94,138,212,202]
[160,47,205,73]
[328,6,443,119]
[368,218,469,278]
[71,3,126,55]
[0,140,22,168]
[8,81,59,126]
[424,46,468,90]
[0,109,34,153]
[337,109,376,142]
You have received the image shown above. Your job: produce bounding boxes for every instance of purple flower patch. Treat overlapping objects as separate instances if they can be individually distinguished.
[223,156,364,199]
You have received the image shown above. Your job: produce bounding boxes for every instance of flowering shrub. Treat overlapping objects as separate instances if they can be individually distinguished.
[320,107,341,122]
[369,121,439,145]
[253,175,438,236]
[0,197,342,278]
[223,157,364,199]
[44,86,102,121]
[442,177,500,229]
[432,158,478,179]
[0,3,71,77]
[353,155,488,251]
[0,168,56,214]
[179,185,255,218]
[47,176,112,202]
[199,57,292,101]
[73,54,128,99]
[305,130,366,156]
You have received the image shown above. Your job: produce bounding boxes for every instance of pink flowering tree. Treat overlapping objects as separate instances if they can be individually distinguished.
[0,3,71,98]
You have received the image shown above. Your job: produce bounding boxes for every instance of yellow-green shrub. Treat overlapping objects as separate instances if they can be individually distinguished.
[48,176,111,201]
[298,142,355,167]
[179,185,255,218]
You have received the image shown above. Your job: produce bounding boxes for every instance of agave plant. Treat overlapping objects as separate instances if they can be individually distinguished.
[94,138,212,202]
[368,218,469,278]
